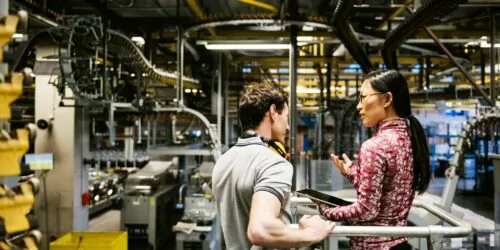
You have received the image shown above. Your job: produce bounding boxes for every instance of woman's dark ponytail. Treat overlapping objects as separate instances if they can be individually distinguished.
[364,70,431,195]
[407,115,431,194]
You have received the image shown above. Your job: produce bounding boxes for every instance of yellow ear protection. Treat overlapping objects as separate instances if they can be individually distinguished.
[267,140,287,158]
[240,131,287,158]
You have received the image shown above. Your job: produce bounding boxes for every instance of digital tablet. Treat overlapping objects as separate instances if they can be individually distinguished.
[296,189,353,207]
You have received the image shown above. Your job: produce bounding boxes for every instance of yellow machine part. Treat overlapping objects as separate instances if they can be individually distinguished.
[0,73,24,120]
[0,182,35,234]
[0,241,10,250]
[0,129,29,176]
[0,15,20,62]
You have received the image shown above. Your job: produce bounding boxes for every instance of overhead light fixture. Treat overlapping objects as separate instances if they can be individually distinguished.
[204,43,290,50]
[131,36,145,47]
[480,42,500,48]
[12,33,23,39]
[297,36,314,42]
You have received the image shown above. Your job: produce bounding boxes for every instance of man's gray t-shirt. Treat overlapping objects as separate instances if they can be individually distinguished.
[212,137,293,250]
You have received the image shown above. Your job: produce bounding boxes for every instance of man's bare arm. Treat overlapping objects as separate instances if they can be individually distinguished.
[247,192,334,249]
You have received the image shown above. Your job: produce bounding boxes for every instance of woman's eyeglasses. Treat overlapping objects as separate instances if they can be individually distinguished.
[358,92,384,104]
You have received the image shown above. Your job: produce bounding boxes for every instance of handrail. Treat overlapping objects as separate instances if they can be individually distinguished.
[289,197,472,238]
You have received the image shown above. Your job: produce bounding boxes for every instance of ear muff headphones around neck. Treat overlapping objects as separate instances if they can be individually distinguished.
[240,131,287,158]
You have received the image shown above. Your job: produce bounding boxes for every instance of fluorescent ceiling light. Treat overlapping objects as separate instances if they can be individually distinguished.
[480,42,500,48]
[263,68,328,74]
[204,43,290,50]
[297,36,314,42]
[302,26,314,31]
[284,86,347,94]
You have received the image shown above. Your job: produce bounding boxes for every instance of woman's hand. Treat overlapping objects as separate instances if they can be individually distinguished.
[330,153,353,176]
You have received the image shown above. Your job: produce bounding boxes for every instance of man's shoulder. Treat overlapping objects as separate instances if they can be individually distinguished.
[215,143,292,170]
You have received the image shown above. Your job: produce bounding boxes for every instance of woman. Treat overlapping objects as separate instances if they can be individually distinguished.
[317,70,431,250]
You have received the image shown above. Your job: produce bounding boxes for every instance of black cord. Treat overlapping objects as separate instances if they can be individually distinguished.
[42,171,50,250]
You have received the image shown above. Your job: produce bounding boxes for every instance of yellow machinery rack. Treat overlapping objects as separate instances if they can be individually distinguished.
[0,15,19,62]
[0,129,29,176]
[0,73,23,120]
[0,180,38,234]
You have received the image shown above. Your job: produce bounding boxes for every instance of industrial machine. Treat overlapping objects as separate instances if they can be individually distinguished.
[120,160,180,250]
[88,170,122,216]
[175,196,218,250]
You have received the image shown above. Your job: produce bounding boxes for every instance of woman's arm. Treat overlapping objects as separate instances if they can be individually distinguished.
[331,154,356,183]
[320,147,387,222]
[342,164,356,183]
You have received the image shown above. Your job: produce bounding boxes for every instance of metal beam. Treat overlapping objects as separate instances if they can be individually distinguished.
[383,1,465,69]
[377,0,413,30]
[239,0,278,12]
[185,0,216,37]
[413,6,495,106]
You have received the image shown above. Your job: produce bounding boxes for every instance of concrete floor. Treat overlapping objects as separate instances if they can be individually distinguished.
[89,209,121,231]
[428,177,494,221]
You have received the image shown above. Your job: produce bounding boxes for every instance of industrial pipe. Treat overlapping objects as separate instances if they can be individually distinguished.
[154,106,222,160]
[331,0,373,74]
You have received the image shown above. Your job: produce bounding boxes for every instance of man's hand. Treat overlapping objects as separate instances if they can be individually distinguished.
[330,153,353,175]
[298,215,335,243]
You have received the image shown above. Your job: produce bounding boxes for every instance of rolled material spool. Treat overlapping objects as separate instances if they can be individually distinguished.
[24,123,36,142]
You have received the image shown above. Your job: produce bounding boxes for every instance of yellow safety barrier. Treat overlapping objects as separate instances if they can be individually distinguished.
[0,73,23,120]
[0,15,20,62]
[0,129,29,176]
[0,181,35,234]
[50,232,128,250]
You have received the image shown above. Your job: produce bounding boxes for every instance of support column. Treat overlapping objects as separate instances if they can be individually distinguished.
[491,8,497,106]
[481,49,486,86]
[217,53,223,143]
[418,57,424,90]
[489,154,500,247]
[290,26,298,191]
[34,43,89,249]
[177,27,184,106]
[223,58,229,146]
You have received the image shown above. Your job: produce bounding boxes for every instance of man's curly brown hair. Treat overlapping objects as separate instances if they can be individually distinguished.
[238,82,288,131]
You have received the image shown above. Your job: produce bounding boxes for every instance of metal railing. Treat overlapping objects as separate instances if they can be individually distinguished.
[290,197,473,250]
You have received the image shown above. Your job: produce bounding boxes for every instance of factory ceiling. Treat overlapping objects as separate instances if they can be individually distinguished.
[8,0,500,111]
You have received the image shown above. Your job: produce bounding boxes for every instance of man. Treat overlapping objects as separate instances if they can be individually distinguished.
[212,83,335,249]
